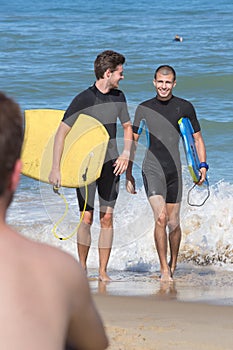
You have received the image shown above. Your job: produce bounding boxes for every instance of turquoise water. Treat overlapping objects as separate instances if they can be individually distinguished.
[1,0,233,183]
[2,0,233,279]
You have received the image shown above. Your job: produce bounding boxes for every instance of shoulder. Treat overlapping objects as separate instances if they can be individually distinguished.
[5,229,90,312]
[7,228,87,287]
[38,241,91,299]
[109,88,127,101]
[26,237,85,282]
[71,86,95,102]
[135,98,157,114]
[172,95,194,108]
[40,241,81,271]
[139,97,156,107]
[63,86,96,121]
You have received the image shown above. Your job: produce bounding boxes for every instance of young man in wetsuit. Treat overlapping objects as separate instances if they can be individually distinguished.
[49,50,132,281]
[0,92,108,349]
[126,65,208,282]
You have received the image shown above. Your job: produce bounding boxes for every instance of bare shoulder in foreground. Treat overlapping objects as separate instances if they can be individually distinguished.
[0,91,108,350]
[0,230,108,350]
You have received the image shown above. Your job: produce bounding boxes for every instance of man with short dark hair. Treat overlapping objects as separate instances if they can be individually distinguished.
[49,50,132,281]
[126,65,208,281]
[0,92,108,350]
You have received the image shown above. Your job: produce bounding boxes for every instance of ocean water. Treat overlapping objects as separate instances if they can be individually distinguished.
[1,0,233,300]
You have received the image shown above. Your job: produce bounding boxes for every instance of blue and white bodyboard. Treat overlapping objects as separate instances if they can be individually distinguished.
[178,117,208,185]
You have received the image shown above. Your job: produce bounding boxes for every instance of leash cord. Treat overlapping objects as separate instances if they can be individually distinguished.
[51,164,90,240]
[187,178,210,207]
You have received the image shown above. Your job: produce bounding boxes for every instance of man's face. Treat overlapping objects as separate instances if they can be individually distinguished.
[108,64,124,89]
[153,71,176,101]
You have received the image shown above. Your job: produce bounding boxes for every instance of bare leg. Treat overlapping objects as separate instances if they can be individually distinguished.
[98,245,112,282]
[98,207,114,282]
[149,195,172,282]
[154,219,173,282]
[167,203,181,277]
[77,211,93,272]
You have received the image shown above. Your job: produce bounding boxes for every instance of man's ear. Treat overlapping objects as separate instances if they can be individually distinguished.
[104,68,112,79]
[10,159,22,192]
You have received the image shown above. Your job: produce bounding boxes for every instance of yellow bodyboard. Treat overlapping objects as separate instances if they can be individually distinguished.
[21,109,109,187]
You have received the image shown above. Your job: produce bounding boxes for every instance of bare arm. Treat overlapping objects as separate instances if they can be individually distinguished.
[113,121,133,176]
[125,132,140,194]
[193,130,208,185]
[48,122,71,187]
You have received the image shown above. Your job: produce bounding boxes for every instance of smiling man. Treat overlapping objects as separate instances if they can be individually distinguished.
[126,65,208,282]
[49,50,132,281]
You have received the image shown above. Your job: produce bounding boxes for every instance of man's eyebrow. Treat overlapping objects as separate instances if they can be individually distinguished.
[157,79,173,83]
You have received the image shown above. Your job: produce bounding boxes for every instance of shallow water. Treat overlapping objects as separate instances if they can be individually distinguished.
[89,265,233,306]
[2,0,233,305]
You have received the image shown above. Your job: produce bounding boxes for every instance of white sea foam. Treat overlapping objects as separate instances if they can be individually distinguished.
[7,176,233,272]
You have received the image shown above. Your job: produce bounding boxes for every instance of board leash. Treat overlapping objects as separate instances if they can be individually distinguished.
[51,155,93,240]
[52,183,88,240]
[187,177,210,207]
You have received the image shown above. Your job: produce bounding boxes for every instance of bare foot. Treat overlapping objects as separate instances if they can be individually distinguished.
[160,270,173,283]
[99,271,111,282]
[168,262,177,278]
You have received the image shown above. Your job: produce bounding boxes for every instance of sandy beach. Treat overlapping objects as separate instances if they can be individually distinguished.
[93,291,233,350]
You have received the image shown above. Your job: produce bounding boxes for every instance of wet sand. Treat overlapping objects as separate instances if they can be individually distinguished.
[89,266,233,349]
[94,292,233,350]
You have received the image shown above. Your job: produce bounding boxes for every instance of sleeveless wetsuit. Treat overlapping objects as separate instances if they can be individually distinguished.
[62,84,130,210]
[133,95,200,203]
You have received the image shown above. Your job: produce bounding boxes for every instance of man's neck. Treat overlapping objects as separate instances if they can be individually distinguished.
[156,94,173,102]
[0,198,8,223]
[95,80,111,94]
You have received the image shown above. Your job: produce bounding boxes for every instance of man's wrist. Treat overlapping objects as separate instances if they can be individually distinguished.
[199,162,209,171]
[122,150,130,157]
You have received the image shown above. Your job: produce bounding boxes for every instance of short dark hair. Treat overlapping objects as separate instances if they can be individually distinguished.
[154,65,176,81]
[0,92,23,195]
[94,50,125,80]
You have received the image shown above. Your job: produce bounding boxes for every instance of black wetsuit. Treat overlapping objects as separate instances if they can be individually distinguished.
[133,95,200,203]
[62,84,130,210]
